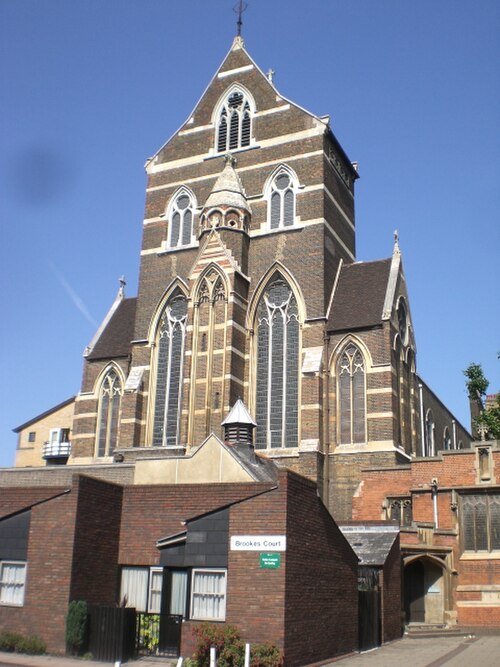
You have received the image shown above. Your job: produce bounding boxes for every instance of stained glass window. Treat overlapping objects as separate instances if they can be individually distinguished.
[338,344,366,444]
[255,278,299,449]
[152,292,188,447]
[97,368,122,456]
[462,494,500,552]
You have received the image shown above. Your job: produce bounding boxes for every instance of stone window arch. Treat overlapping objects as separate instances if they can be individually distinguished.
[337,343,366,445]
[168,189,196,248]
[267,168,297,230]
[96,367,123,456]
[425,409,435,456]
[152,290,188,447]
[215,88,253,153]
[254,275,300,449]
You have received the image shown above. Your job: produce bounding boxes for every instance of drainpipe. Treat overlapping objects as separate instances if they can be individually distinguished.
[419,383,425,457]
[431,478,439,529]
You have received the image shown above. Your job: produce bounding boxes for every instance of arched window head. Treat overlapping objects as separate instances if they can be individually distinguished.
[255,277,299,450]
[268,169,296,230]
[397,299,408,345]
[152,291,188,447]
[443,427,452,451]
[337,344,366,445]
[96,368,123,457]
[168,191,195,248]
[216,89,252,153]
[425,410,435,456]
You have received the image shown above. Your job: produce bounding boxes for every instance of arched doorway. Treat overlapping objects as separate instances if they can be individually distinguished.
[404,557,445,625]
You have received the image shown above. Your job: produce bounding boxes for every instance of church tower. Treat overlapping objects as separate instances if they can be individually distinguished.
[66,35,470,521]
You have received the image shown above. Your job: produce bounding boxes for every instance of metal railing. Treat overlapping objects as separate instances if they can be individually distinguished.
[42,441,71,458]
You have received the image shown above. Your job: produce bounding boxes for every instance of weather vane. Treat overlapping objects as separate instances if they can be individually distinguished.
[234,0,248,37]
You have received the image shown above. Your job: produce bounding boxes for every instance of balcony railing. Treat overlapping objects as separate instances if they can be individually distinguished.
[43,441,71,459]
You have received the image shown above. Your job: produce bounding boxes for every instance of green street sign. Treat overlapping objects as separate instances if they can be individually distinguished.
[260,552,281,569]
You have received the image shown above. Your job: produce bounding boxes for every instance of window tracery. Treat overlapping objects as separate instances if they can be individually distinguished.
[216,90,252,153]
[255,277,299,449]
[268,170,296,230]
[96,368,122,456]
[152,291,188,447]
[168,191,195,248]
[337,344,366,445]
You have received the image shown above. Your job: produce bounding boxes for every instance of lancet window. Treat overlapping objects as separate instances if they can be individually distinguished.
[269,170,296,229]
[168,191,195,248]
[255,277,299,449]
[216,90,252,153]
[96,368,122,456]
[152,291,188,447]
[337,344,366,444]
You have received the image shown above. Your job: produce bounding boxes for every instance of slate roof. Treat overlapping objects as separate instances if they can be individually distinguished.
[204,157,251,213]
[327,259,392,332]
[87,297,137,360]
[339,524,399,566]
[0,488,71,520]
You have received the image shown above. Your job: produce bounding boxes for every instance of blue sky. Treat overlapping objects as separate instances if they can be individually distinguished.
[0,0,498,467]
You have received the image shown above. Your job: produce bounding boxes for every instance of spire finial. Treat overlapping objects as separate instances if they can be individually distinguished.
[393,229,400,254]
[119,275,126,297]
[234,0,248,37]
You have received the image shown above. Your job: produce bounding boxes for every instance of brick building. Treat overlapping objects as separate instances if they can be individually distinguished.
[2,34,480,654]
[11,36,469,519]
[352,439,500,629]
[0,469,361,665]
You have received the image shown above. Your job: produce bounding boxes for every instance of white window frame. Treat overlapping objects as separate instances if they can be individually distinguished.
[167,189,196,250]
[190,568,227,622]
[148,567,164,614]
[0,561,27,607]
[120,566,163,613]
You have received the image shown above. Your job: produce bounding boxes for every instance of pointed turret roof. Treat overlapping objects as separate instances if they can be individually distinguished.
[221,399,257,426]
[203,155,251,213]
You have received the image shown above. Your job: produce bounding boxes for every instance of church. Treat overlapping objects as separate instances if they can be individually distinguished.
[13,35,469,517]
[4,34,493,662]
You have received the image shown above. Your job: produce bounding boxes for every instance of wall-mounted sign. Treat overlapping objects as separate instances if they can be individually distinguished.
[260,553,281,569]
[124,366,147,392]
[230,535,287,551]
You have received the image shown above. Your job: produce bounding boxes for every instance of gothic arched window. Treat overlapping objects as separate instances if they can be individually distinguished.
[168,191,195,248]
[216,90,252,153]
[425,409,435,456]
[152,291,188,447]
[268,170,296,230]
[96,368,123,456]
[337,344,366,444]
[443,427,452,450]
[255,277,299,449]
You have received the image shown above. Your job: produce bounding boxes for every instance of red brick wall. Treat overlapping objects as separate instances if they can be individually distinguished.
[381,536,402,642]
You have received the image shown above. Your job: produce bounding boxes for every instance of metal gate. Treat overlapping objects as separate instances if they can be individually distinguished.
[136,613,182,658]
[88,606,136,662]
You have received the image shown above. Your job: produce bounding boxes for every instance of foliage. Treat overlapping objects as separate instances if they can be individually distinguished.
[463,363,489,403]
[191,623,283,667]
[476,393,500,440]
[249,643,284,667]
[65,600,88,656]
[0,631,46,655]
[138,614,160,654]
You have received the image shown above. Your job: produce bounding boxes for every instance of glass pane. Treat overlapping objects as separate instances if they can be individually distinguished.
[489,496,500,550]
[170,571,188,616]
[283,188,294,226]
[270,191,281,229]
[120,567,148,612]
[170,211,181,247]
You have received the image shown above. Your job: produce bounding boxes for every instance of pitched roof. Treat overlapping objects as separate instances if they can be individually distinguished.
[86,297,137,360]
[327,259,392,332]
[13,395,75,433]
[221,399,257,426]
[339,524,399,566]
[0,488,71,520]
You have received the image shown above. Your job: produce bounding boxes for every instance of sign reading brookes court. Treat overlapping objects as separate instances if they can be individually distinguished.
[230,535,287,551]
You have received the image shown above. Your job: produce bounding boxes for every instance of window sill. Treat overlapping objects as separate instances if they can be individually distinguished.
[250,224,304,239]
[460,551,500,560]
[204,144,260,161]
[157,242,198,256]
[0,602,24,607]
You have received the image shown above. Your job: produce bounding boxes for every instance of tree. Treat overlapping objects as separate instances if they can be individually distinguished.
[463,363,500,440]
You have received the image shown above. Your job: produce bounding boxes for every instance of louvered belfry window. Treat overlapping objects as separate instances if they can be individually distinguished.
[461,494,500,552]
[169,192,194,248]
[338,344,366,444]
[255,278,299,449]
[216,91,252,153]
[152,291,188,447]
[97,368,122,456]
[269,171,295,229]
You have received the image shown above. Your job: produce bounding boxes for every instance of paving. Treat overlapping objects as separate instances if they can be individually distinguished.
[2,634,500,667]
